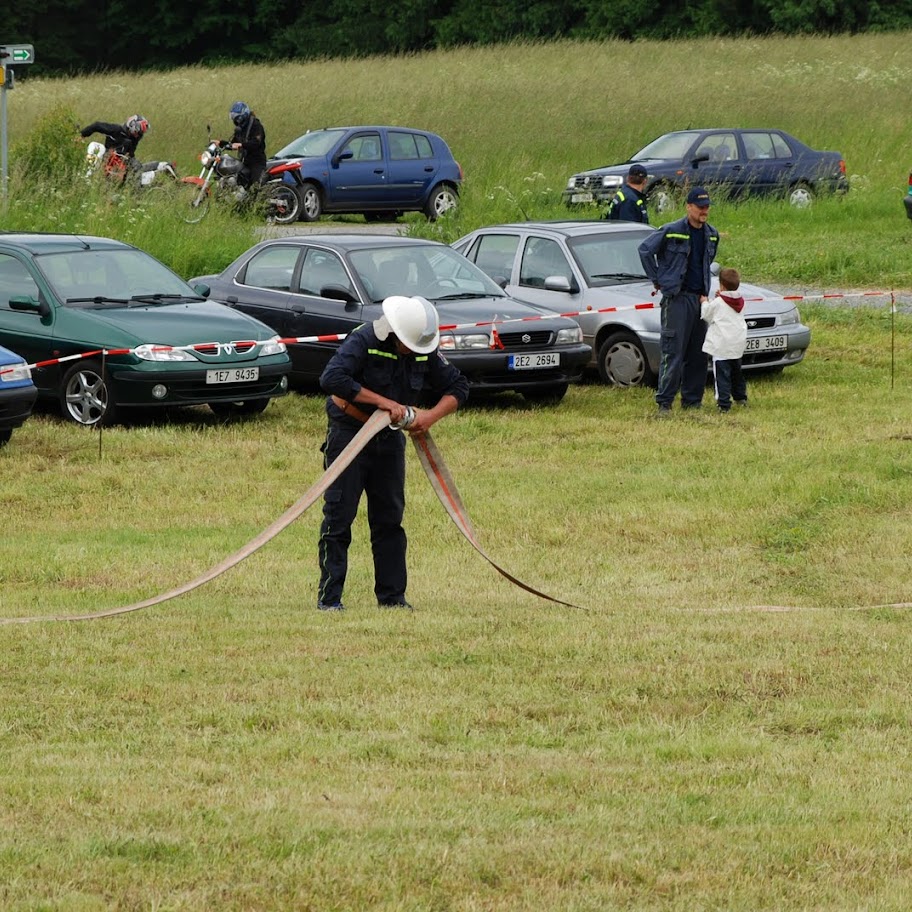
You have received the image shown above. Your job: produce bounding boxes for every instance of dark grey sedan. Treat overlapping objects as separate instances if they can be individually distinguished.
[191,235,591,404]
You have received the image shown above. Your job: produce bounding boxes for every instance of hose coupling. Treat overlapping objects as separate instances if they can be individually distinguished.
[391,406,416,431]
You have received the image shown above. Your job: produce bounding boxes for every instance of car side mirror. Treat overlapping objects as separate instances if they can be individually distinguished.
[321,284,358,304]
[332,150,354,166]
[193,283,211,297]
[492,275,508,290]
[544,275,579,294]
[692,153,710,166]
[9,294,46,315]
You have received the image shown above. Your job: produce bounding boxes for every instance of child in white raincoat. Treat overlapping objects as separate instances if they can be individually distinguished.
[701,267,748,412]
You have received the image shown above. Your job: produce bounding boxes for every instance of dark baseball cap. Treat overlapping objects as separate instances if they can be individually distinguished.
[628,164,648,180]
[686,186,711,206]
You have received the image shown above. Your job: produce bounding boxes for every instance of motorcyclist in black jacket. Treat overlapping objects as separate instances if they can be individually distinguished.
[80,114,150,158]
[224,101,266,190]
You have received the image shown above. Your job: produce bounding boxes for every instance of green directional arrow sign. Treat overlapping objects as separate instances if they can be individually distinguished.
[2,44,35,65]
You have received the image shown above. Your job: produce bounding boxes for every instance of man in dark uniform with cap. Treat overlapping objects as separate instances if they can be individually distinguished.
[637,187,719,415]
[316,295,469,612]
[603,164,650,224]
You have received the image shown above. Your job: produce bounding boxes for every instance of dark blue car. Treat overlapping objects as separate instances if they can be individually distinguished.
[0,342,37,446]
[271,125,463,223]
[564,128,848,214]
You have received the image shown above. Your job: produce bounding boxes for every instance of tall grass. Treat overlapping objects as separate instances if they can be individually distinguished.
[5,33,912,286]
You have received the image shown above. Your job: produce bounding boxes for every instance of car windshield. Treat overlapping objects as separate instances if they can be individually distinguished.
[36,248,197,305]
[567,231,652,288]
[632,131,701,162]
[349,245,506,303]
[273,129,348,158]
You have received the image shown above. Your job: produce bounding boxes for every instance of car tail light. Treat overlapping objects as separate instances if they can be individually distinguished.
[457,161,464,181]
[839,159,846,175]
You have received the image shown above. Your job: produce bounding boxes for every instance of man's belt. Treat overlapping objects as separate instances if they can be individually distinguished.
[331,395,372,424]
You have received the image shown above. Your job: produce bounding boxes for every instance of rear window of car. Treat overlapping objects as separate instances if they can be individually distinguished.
[389,131,434,160]
[743,132,793,160]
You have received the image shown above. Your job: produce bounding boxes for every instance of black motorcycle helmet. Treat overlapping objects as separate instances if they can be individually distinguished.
[229,101,251,129]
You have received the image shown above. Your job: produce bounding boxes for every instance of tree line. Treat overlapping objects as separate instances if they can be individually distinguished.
[6,0,912,75]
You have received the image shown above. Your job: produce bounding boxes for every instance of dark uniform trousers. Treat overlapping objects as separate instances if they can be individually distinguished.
[657,291,708,408]
[318,423,407,606]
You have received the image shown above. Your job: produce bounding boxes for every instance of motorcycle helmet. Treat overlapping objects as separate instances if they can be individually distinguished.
[125,114,149,138]
[229,101,251,128]
[376,296,439,354]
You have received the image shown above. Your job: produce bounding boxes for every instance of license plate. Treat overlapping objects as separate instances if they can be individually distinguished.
[744,335,786,353]
[570,192,593,204]
[206,367,259,384]
[508,352,560,370]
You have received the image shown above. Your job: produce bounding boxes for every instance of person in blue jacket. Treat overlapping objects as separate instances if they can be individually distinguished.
[637,187,719,415]
[316,295,469,612]
[603,164,650,223]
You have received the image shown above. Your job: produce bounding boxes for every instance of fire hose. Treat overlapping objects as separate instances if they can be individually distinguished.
[0,409,582,625]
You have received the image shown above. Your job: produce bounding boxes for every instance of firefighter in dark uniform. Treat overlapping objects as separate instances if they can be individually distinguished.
[638,186,719,415]
[316,295,469,611]
[603,163,650,224]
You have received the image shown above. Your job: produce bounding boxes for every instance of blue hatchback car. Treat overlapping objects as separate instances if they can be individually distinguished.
[270,125,463,223]
[0,343,37,447]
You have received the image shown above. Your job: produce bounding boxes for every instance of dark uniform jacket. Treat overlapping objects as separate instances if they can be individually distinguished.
[637,216,719,299]
[603,184,649,223]
[320,323,469,428]
[231,115,267,172]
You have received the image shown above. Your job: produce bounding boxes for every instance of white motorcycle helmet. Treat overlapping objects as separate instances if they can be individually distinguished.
[375,296,439,354]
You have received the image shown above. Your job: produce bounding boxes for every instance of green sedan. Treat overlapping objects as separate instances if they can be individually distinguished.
[0,233,291,426]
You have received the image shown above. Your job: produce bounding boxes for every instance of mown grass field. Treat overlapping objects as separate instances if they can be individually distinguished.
[3,33,912,911]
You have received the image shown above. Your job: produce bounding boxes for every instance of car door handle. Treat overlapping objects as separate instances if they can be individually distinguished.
[373,169,385,175]
[290,303,308,313]
[424,166,434,172]
[226,295,238,304]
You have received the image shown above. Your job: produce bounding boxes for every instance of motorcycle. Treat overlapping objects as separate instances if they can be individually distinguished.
[84,141,179,190]
[181,136,302,225]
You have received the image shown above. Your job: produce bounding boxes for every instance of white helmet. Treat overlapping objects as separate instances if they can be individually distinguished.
[375,295,439,354]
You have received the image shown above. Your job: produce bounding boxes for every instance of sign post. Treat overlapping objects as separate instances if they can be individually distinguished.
[1,44,35,198]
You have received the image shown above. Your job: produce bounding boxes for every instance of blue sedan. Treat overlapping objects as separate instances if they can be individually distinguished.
[271,125,463,223]
[0,343,37,446]
[564,128,848,213]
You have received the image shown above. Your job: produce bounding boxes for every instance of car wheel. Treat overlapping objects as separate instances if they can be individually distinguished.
[208,399,271,418]
[597,331,656,387]
[364,211,399,223]
[0,428,11,447]
[424,184,458,221]
[521,383,568,405]
[788,183,815,208]
[60,360,118,427]
[650,183,678,215]
[299,182,323,222]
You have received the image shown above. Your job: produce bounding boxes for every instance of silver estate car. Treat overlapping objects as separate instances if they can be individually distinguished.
[453,221,811,387]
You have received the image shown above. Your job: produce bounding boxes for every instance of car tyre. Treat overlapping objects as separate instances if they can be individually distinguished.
[0,428,11,447]
[424,184,458,221]
[788,182,815,208]
[597,331,656,387]
[208,399,271,419]
[299,182,323,222]
[521,383,568,405]
[649,182,678,216]
[60,360,118,427]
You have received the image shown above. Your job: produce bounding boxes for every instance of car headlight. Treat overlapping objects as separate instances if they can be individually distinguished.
[258,336,287,356]
[556,326,583,344]
[0,363,31,382]
[134,343,194,362]
[779,307,800,326]
[439,332,491,351]
[601,176,623,189]
[566,177,577,190]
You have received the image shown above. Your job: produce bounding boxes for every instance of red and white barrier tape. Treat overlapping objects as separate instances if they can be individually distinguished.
[0,289,899,380]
